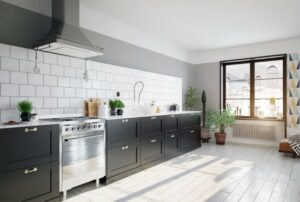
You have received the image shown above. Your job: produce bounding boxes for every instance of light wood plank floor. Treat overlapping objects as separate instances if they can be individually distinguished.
[65,143,300,202]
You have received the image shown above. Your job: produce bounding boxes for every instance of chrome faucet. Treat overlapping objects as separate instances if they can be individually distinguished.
[134,81,144,103]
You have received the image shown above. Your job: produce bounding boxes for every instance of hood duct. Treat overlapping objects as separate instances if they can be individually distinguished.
[33,0,103,59]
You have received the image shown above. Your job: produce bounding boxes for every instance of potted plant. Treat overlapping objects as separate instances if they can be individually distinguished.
[208,108,235,145]
[201,90,210,141]
[115,99,125,116]
[17,100,33,122]
[109,99,117,116]
[184,86,199,110]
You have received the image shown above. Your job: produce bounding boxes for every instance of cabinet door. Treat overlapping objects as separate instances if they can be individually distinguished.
[0,125,59,173]
[0,162,59,202]
[180,128,201,149]
[107,140,140,177]
[141,116,164,137]
[165,115,180,132]
[180,113,201,129]
[107,118,139,147]
[141,135,164,165]
[165,132,180,155]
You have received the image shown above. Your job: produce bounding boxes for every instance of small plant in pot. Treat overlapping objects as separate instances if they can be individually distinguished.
[17,100,33,122]
[109,99,117,116]
[208,108,235,145]
[115,99,125,116]
[184,86,199,110]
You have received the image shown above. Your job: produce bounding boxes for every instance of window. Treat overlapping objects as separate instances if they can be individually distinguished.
[222,55,286,120]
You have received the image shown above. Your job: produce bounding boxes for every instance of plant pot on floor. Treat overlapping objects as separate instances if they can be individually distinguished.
[215,132,226,145]
[201,127,210,140]
[20,112,32,122]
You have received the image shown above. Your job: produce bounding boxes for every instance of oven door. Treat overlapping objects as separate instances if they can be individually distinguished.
[62,130,105,185]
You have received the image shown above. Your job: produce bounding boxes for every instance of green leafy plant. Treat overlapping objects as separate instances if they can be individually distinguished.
[115,99,125,109]
[109,99,116,110]
[185,86,199,110]
[207,108,235,133]
[17,100,33,113]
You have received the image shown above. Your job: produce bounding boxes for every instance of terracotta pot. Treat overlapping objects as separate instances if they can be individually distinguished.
[201,127,210,140]
[215,132,226,145]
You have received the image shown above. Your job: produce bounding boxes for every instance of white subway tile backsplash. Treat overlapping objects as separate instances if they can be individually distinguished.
[0,43,10,57]
[58,98,70,108]
[0,44,182,122]
[58,55,70,66]
[44,52,57,64]
[44,75,57,86]
[1,57,19,71]
[51,87,64,97]
[28,73,43,85]
[1,84,19,96]
[10,46,27,60]
[58,76,70,87]
[11,72,27,84]
[0,70,9,83]
[20,85,35,96]
[51,65,64,76]
[0,97,10,109]
[10,97,27,109]
[44,97,57,108]
[1,109,19,122]
[29,97,43,108]
[64,88,75,97]
[36,86,50,97]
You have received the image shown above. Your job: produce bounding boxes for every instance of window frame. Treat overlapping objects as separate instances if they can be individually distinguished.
[220,54,287,121]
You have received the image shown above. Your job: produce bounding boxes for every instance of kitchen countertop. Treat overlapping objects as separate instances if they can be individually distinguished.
[0,121,59,129]
[101,111,201,120]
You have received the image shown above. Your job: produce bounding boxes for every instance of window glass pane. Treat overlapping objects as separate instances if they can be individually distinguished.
[226,99,250,116]
[225,63,250,116]
[255,60,283,118]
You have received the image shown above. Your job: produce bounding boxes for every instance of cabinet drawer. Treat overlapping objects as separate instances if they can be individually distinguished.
[165,115,180,132]
[0,125,59,173]
[107,140,140,177]
[180,128,201,149]
[107,118,139,145]
[0,162,59,202]
[141,116,164,137]
[180,113,201,129]
[141,135,164,165]
[165,132,180,155]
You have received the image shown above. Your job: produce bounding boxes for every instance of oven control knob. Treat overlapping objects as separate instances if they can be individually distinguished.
[93,125,96,128]
[65,128,69,132]
[77,127,81,130]
[98,125,101,128]
[72,128,75,131]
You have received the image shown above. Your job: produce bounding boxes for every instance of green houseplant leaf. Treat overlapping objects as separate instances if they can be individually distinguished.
[185,86,199,110]
[207,108,235,133]
[115,99,125,109]
[17,100,33,113]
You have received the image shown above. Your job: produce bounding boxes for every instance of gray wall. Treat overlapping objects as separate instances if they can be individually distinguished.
[194,62,220,111]
[0,0,196,105]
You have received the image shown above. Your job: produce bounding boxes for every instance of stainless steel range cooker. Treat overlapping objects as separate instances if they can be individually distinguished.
[41,116,105,200]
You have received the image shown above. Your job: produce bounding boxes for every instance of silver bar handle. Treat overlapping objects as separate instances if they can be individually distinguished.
[122,119,128,123]
[25,127,37,133]
[24,167,38,174]
[150,139,157,143]
[151,117,156,120]
[122,145,129,150]
[170,134,175,138]
[171,115,175,118]
[190,130,195,133]
[190,114,194,116]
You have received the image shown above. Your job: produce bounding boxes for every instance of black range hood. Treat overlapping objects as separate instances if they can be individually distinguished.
[33,0,103,59]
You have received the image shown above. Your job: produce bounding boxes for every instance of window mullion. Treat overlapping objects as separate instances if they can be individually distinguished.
[250,61,255,117]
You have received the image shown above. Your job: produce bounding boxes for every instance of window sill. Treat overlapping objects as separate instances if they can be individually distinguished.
[235,117,285,122]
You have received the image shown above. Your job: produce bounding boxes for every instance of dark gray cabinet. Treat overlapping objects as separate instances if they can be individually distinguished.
[0,124,59,202]
[165,115,180,132]
[106,118,140,177]
[181,127,201,149]
[165,131,180,155]
[141,135,164,165]
[180,113,201,129]
[141,116,164,137]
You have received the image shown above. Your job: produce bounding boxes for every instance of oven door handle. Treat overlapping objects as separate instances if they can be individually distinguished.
[63,134,104,141]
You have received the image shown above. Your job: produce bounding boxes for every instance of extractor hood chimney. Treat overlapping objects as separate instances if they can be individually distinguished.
[33,0,103,59]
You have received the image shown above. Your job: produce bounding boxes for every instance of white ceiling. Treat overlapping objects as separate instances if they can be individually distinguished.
[81,0,300,53]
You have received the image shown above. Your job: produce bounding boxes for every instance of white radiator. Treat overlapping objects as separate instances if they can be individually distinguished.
[232,124,276,140]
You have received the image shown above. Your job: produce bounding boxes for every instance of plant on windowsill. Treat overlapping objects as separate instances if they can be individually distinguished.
[115,99,125,116]
[207,107,235,145]
[17,100,33,122]
[184,86,199,110]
